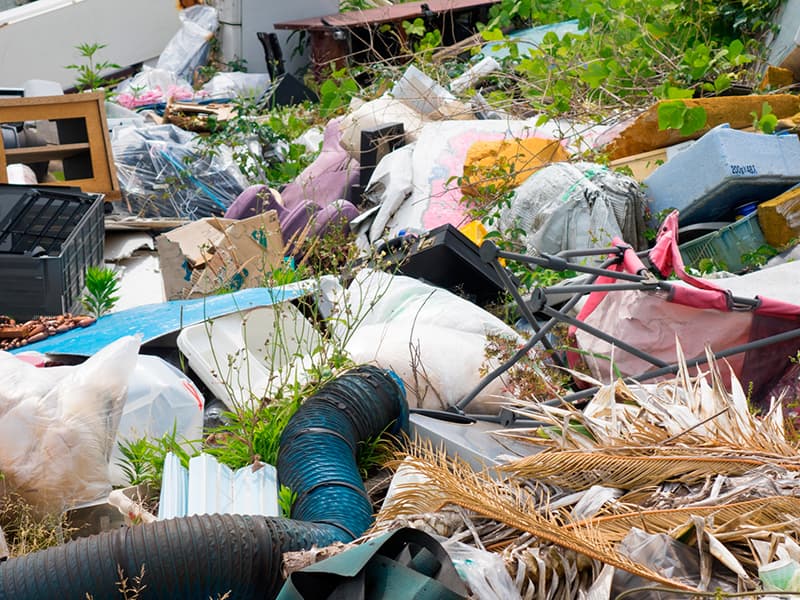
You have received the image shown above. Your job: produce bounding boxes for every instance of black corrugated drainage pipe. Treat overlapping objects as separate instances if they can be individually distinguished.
[0,366,407,600]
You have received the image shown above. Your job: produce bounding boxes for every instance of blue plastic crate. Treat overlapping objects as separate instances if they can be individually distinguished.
[679,212,767,273]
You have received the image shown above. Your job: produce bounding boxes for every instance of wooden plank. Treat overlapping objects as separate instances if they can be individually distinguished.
[274,0,499,30]
[5,143,91,162]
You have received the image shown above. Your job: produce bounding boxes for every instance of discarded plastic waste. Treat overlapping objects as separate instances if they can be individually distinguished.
[334,270,521,412]
[277,528,468,599]
[12,285,309,357]
[112,124,245,219]
[760,558,800,592]
[177,304,322,408]
[110,355,205,486]
[155,4,219,82]
[498,161,648,257]
[0,336,140,513]
[645,125,800,225]
[157,452,279,519]
[0,366,407,600]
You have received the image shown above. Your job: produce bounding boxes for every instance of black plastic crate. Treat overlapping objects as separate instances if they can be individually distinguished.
[0,185,104,319]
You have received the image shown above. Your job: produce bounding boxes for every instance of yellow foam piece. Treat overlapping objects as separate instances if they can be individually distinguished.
[758,186,800,247]
[461,137,569,198]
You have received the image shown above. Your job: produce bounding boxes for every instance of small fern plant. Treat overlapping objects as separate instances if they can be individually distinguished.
[81,266,120,318]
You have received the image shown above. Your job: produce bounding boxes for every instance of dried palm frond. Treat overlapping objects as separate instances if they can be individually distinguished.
[377,443,698,592]
[501,451,776,490]
[504,345,799,458]
[565,496,800,545]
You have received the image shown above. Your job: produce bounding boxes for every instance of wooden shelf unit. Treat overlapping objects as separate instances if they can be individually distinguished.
[0,92,120,199]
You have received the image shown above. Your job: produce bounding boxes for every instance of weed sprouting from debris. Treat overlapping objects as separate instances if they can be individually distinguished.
[0,493,75,557]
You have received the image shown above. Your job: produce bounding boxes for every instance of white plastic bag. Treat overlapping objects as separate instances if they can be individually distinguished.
[110,355,205,486]
[0,336,140,513]
[202,72,271,100]
[156,5,219,82]
[333,270,521,412]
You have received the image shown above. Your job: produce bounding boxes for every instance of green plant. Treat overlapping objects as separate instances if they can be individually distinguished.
[751,101,778,134]
[401,18,443,58]
[65,42,121,95]
[196,101,320,187]
[81,266,120,318]
[116,427,198,491]
[741,243,778,269]
[318,68,360,118]
[471,0,769,124]
[277,484,297,518]
[690,256,728,275]
[355,429,398,480]
[657,99,708,136]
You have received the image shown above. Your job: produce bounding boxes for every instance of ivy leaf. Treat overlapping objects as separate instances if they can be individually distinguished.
[713,73,732,94]
[666,86,695,99]
[581,61,610,88]
[657,100,687,131]
[646,22,670,39]
[728,39,744,62]
[680,106,707,135]
[480,28,505,42]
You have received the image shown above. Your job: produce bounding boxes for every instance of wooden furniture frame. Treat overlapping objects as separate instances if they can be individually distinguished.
[0,91,119,199]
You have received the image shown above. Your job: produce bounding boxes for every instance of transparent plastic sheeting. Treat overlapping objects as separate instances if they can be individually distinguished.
[112,124,246,220]
[155,4,219,82]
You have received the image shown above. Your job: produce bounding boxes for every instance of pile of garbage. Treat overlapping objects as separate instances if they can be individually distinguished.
[3,0,800,598]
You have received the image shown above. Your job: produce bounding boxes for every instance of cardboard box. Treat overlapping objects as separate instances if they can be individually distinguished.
[156,211,283,300]
[609,147,668,182]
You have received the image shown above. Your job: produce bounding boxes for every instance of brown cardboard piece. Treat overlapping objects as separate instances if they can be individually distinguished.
[156,211,283,300]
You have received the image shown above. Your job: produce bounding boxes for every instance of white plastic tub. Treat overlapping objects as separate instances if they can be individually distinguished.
[177,304,322,407]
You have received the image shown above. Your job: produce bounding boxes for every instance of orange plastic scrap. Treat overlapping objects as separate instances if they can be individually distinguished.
[604,94,800,160]
[461,136,570,197]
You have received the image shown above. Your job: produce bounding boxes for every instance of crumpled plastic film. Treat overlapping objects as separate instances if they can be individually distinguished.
[156,4,219,82]
[0,336,140,514]
[112,124,245,220]
[498,161,648,259]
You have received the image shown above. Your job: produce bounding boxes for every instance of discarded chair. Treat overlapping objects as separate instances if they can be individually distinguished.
[455,210,800,423]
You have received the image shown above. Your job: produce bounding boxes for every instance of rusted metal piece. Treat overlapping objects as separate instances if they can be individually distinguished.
[274,0,499,78]
[274,0,500,30]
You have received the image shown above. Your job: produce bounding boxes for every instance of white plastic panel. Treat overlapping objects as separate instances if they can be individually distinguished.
[0,0,182,87]
[177,304,322,408]
[161,452,279,519]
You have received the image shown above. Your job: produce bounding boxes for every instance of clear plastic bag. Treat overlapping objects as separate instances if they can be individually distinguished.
[0,337,140,513]
[441,538,521,600]
[202,72,271,100]
[109,355,205,486]
[112,124,246,219]
[114,67,196,109]
[156,5,219,82]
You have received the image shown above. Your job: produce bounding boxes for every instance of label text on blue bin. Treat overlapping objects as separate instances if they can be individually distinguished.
[730,164,758,176]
